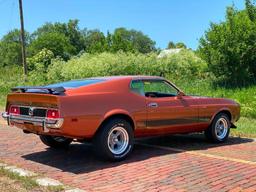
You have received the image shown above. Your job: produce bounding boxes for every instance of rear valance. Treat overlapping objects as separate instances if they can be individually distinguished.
[11,86,66,95]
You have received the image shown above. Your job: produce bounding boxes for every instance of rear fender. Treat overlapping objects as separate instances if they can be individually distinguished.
[99,109,135,129]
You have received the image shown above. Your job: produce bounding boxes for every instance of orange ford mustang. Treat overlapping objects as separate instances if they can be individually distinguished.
[2,76,240,161]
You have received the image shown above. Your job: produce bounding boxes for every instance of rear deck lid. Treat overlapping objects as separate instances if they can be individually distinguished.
[6,92,60,111]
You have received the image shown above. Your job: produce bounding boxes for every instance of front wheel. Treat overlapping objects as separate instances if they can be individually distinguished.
[39,135,73,148]
[93,118,134,161]
[205,113,230,143]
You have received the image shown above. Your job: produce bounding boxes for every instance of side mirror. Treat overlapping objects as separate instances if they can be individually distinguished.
[177,91,185,99]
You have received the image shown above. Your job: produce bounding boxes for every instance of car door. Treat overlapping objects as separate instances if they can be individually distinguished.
[143,79,199,135]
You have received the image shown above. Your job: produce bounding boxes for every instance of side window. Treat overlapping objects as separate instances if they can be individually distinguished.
[143,80,178,97]
[130,80,145,96]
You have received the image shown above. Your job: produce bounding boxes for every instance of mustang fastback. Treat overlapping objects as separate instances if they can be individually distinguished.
[2,76,240,161]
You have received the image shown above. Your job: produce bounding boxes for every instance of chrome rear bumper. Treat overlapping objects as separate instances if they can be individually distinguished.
[1,112,63,133]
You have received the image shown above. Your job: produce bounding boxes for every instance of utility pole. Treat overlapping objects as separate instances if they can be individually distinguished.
[18,0,27,79]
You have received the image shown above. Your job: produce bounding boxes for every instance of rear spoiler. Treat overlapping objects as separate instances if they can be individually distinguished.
[11,86,66,95]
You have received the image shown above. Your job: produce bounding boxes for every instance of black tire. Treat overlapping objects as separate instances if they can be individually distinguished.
[93,118,134,161]
[204,113,230,143]
[39,135,72,148]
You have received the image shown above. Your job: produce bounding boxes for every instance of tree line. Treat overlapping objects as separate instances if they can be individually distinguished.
[0,0,256,87]
[0,20,157,66]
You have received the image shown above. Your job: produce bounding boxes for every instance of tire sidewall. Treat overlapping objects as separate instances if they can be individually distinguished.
[97,119,134,161]
[211,113,230,142]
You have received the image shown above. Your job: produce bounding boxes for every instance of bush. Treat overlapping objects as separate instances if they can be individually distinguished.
[47,50,207,83]
[0,66,23,107]
[27,48,54,70]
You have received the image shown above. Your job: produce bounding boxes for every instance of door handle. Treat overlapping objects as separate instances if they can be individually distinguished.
[148,102,158,108]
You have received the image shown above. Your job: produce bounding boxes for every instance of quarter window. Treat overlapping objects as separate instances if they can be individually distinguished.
[130,80,145,96]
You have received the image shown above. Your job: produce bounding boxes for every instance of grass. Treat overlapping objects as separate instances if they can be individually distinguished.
[0,167,38,190]
[0,66,255,138]
[0,167,43,191]
[0,175,30,192]
[47,185,65,192]
[231,117,256,138]
[0,166,64,192]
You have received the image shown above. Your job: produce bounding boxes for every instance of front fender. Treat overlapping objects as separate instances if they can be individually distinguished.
[209,107,232,124]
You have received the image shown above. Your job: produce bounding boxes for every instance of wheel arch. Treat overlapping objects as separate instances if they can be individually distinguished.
[210,108,233,126]
[94,110,135,137]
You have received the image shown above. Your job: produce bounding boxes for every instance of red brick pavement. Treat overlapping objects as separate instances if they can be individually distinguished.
[0,123,256,192]
[141,134,256,163]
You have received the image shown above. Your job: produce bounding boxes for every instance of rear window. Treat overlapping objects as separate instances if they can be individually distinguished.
[46,79,105,88]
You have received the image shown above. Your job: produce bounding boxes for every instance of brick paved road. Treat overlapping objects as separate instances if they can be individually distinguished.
[0,121,255,192]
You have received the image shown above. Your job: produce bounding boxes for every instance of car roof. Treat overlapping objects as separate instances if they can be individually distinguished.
[87,75,165,81]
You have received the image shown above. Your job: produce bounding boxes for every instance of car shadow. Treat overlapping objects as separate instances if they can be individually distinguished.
[22,134,254,174]
[137,133,255,151]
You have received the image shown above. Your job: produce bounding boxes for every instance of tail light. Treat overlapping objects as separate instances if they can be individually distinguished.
[9,106,20,115]
[46,109,60,119]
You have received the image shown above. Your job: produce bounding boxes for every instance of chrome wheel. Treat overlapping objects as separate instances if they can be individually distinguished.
[215,118,228,140]
[107,126,129,155]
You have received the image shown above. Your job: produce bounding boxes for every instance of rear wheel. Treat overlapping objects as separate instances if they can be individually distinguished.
[93,118,134,161]
[205,113,230,143]
[39,135,72,148]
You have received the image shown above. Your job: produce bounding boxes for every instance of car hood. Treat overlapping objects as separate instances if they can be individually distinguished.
[187,95,239,105]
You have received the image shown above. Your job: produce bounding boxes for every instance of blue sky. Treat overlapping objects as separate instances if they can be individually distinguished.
[0,0,245,50]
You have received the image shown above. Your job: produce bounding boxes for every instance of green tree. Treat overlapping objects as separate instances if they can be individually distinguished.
[167,41,176,49]
[129,29,156,53]
[167,41,187,49]
[29,32,75,60]
[0,29,30,66]
[111,28,156,53]
[175,42,187,49]
[111,28,135,52]
[0,22,157,66]
[198,2,256,86]
[105,31,112,51]
[32,20,86,56]
[83,29,107,53]
[245,0,256,21]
